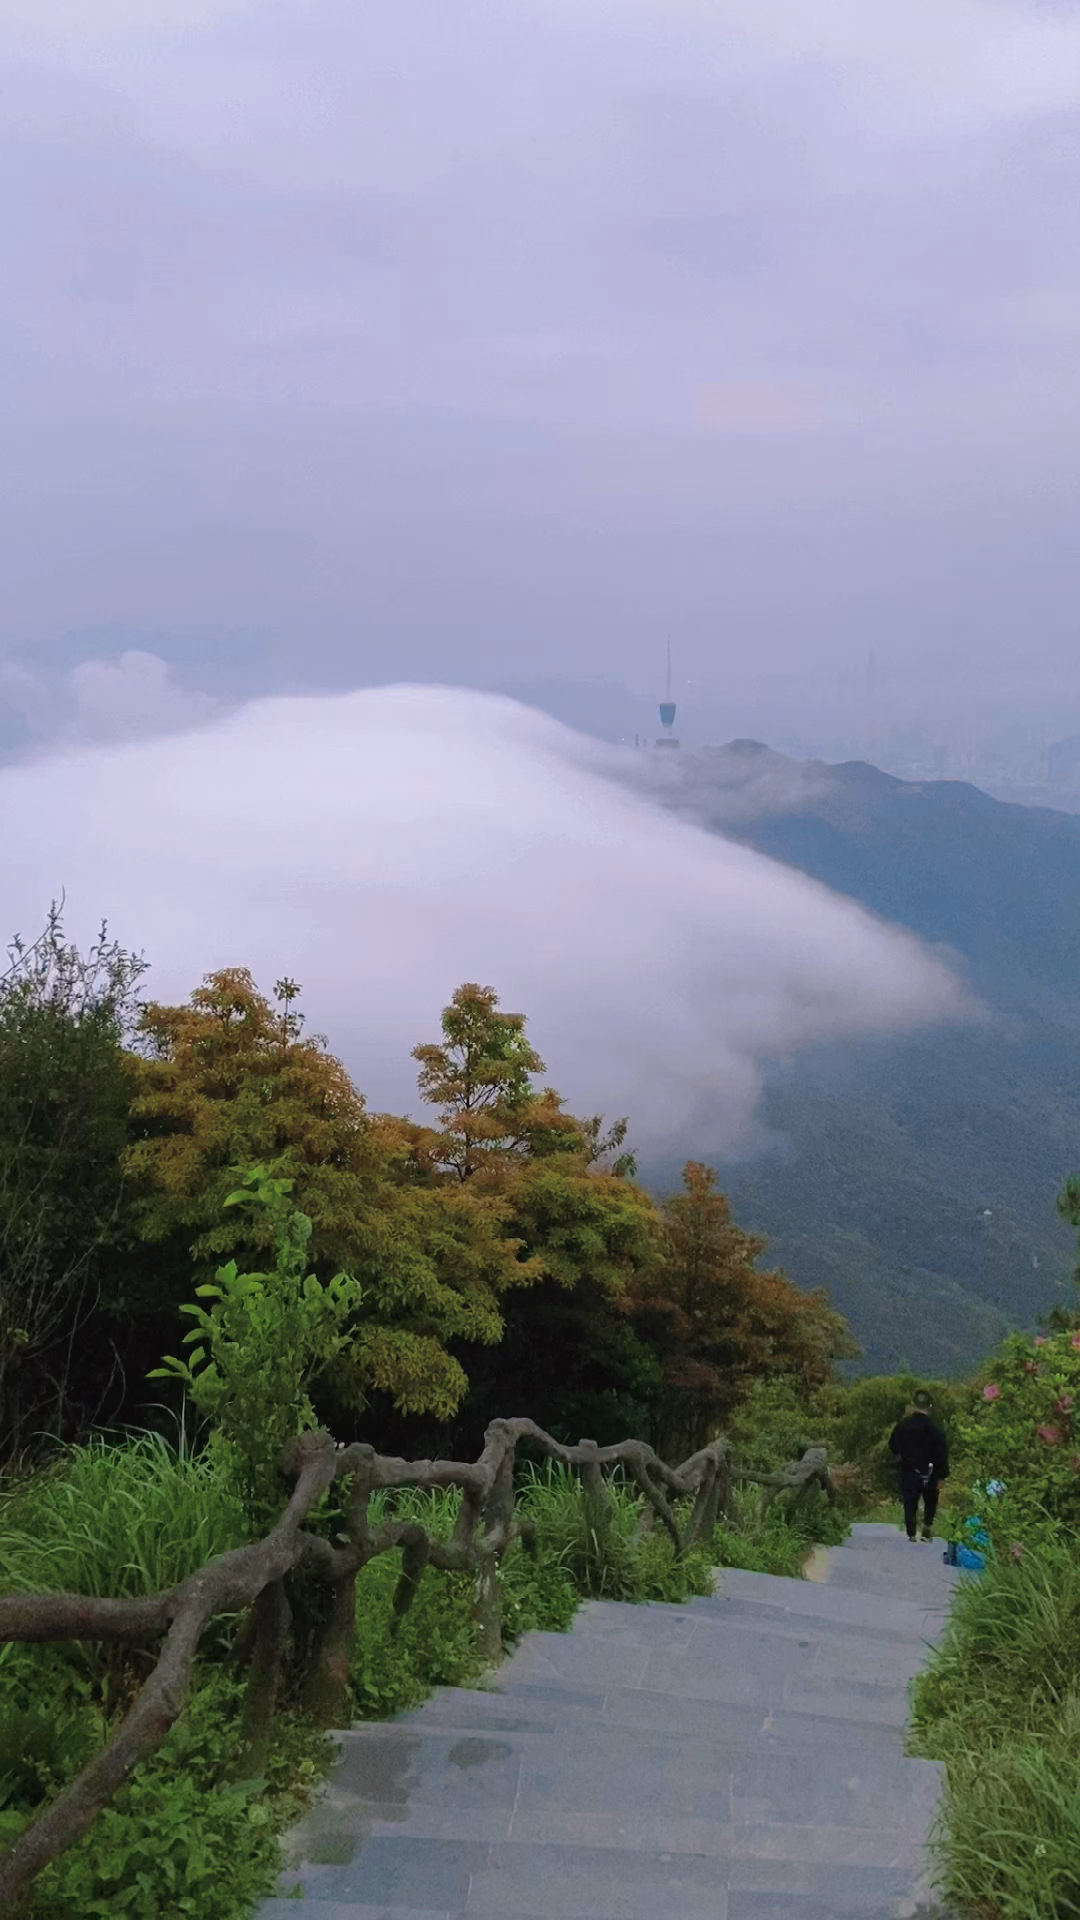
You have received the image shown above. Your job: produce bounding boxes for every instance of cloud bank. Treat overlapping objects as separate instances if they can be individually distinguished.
[0,686,965,1152]
[0,649,219,751]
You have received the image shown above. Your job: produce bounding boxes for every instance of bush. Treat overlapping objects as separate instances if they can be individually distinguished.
[945,1330,1080,1543]
[4,1674,332,1920]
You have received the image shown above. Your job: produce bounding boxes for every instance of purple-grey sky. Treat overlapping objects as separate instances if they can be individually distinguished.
[3,0,1080,744]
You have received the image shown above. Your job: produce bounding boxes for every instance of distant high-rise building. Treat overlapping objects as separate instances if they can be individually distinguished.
[656,643,679,749]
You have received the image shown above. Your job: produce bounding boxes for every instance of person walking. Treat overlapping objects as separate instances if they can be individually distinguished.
[888,1389,949,1542]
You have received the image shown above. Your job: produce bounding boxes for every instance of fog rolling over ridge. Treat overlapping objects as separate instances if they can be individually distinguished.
[0,685,963,1153]
[640,742,1080,1376]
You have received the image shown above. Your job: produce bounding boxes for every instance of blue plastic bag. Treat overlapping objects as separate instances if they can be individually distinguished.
[943,1539,987,1571]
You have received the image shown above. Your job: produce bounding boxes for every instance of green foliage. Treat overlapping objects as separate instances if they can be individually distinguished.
[908,1327,1080,1917]
[515,1464,714,1604]
[912,1533,1080,1919]
[0,1431,246,1601]
[817,1372,960,1497]
[151,1170,363,1524]
[125,970,546,1424]
[7,1674,332,1920]
[411,981,567,1181]
[944,1329,1080,1543]
[0,906,144,1459]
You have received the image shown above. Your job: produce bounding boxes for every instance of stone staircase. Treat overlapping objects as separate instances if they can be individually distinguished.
[257,1522,960,1920]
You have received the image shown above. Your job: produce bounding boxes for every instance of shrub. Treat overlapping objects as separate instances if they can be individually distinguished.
[945,1330,1080,1542]
[7,1674,332,1920]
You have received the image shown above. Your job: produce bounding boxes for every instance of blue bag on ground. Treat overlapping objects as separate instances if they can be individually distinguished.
[944,1517,988,1570]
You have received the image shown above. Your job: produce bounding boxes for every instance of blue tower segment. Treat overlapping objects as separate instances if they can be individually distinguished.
[659,701,676,729]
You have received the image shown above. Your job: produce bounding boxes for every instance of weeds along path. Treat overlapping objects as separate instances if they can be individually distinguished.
[257,1522,960,1920]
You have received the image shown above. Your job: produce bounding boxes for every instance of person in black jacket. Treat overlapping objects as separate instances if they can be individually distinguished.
[888,1390,950,1542]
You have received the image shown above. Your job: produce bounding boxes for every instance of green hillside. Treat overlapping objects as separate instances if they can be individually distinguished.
[643,745,1080,1376]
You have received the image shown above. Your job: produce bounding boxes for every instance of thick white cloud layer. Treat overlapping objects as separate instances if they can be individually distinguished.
[0,686,964,1150]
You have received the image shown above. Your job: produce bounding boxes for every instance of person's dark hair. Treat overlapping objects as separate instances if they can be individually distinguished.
[912,1389,932,1410]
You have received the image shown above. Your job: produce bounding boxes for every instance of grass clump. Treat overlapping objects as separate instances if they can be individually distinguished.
[0,1431,247,1600]
[911,1532,1080,1919]
[0,1438,327,1919]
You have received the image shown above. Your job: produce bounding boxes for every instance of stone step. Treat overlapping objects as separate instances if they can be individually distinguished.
[706,1570,954,1643]
[543,1604,931,1685]
[687,1593,938,1651]
[496,1640,912,1726]
[324,1717,940,1833]
[409,1684,920,1753]
[255,1527,959,1920]
[259,1906,452,1920]
[273,1834,931,1916]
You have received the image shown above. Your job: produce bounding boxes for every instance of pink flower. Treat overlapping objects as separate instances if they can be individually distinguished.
[1070,1333,1080,1351]
[1055,1395,1075,1415]
[1037,1424,1062,1446]
[983,1383,1001,1401]
[1035,1336,1047,1346]
[1010,1542,1025,1559]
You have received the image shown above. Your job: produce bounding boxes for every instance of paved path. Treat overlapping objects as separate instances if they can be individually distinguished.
[257,1522,960,1920]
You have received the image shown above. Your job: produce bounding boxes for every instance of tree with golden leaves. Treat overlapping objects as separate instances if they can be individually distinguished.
[628,1161,855,1457]
[124,970,536,1420]
[411,983,578,1182]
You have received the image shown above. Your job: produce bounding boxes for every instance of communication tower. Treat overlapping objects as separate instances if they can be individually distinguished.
[656,642,679,748]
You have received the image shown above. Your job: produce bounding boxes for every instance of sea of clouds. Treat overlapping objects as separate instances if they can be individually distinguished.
[0,682,967,1153]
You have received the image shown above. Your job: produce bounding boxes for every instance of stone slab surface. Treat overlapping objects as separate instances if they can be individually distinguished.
[257,1526,957,1920]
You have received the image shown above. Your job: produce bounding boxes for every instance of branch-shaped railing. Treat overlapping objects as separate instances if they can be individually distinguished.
[0,1421,834,1911]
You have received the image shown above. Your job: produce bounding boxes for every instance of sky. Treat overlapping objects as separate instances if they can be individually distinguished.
[3,0,1080,748]
[0,685,966,1154]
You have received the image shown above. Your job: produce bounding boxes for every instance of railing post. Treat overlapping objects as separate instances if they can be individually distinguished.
[579,1436,614,1551]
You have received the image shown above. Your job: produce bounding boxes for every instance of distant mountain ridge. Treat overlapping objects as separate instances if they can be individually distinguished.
[641,744,1080,1377]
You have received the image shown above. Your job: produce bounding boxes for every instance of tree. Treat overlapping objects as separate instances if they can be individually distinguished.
[124,969,536,1422]
[0,908,145,1460]
[411,983,575,1181]
[628,1162,855,1457]
[449,1120,664,1448]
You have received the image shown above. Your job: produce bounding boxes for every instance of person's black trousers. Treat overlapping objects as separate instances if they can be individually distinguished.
[900,1469,939,1538]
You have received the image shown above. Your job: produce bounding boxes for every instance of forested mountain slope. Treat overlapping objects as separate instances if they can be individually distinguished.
[643,745,1080,1375]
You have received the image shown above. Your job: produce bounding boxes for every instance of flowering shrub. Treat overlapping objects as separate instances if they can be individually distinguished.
[950,1330,1080,1540]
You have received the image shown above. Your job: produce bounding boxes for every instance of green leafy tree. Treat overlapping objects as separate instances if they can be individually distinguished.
[151,1168,363,1525]
[0,907,144,1460]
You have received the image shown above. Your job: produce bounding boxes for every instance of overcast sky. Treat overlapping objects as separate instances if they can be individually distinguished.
[4,0,1080,745]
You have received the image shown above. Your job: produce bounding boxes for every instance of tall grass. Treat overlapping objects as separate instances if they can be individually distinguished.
[516,1462,716,1602]
[0,1432,247,1600]
[912,1533,1080,1918]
